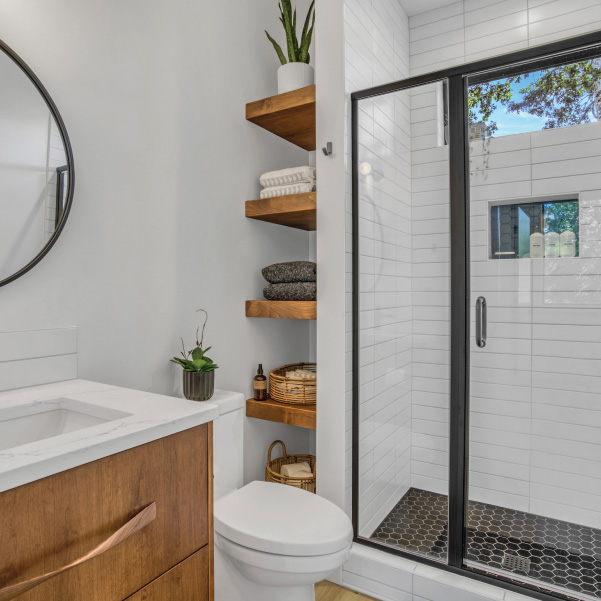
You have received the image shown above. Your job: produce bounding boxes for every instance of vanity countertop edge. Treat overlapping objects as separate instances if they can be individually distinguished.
[0,379,241,494]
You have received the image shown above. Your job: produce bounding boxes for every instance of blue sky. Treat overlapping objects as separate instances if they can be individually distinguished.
[471,74,546,137]
[470,70,598,137]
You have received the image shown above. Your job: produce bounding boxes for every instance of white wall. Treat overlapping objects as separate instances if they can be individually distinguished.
[0,50,50,281]
[315,0,348,521]
[0,0,315,484]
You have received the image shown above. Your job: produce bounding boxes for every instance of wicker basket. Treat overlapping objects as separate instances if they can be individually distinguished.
[265,440,316,494]
[269,362,316,405]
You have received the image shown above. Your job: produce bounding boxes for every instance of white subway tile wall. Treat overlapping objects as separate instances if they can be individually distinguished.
[0,328,77,392]
[409,0,601,75]
[44,118,67,239]
[344,0,413,535]
[468,122,601,528]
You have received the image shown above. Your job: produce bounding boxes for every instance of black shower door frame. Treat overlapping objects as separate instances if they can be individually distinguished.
[351,29,601,601]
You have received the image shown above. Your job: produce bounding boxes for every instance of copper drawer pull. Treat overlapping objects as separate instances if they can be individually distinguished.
[0,502,156,601]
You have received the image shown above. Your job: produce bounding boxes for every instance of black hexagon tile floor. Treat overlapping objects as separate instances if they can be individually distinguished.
[370,488,601,600]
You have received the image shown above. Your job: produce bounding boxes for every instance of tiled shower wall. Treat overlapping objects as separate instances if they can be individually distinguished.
[406,0,601,530]
[469,125,601,529]
[344,0,412,534]
[408,82,451,497]
[412,119,601,529]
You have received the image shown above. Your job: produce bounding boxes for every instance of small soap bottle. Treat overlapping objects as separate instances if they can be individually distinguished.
[530,231,544,258]
[253,364,267,401]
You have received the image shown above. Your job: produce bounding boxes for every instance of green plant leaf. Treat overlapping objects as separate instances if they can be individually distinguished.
[300,0,315,50]
[191,346,204,361]
[192,358,207,371]
[292,8,299,61]
[265,30,287,65]
[279,1,297,62]
[298,8,315,64]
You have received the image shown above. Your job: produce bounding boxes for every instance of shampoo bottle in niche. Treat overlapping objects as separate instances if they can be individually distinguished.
[253,364,267,401]
[560,230,576,257]
[544,231,560,258]
[530,231,544,258]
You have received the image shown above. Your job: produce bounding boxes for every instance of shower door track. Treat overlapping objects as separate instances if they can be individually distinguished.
[351,28,601,601]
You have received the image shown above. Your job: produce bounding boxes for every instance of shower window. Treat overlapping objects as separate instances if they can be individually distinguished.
[353,33,601,601]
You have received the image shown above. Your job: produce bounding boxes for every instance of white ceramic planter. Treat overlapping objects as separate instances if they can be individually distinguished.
[277,63,314,94]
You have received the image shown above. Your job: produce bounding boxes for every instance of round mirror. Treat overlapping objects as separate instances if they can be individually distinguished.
[0,39,74,287]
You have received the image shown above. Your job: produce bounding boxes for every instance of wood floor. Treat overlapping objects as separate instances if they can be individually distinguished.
[315,581,377,601]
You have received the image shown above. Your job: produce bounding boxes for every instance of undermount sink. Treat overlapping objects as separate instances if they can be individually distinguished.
[0,398,131,452]
[0,379,222,494]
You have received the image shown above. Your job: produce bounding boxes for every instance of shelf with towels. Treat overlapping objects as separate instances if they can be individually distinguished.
[245,300,316,320]
[246,397,316,429]
[246,85,316,151]
[246,192,316,231]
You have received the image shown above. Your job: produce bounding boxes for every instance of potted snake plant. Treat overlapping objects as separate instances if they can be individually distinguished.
[265,0,315,94]
[171,308,218,401]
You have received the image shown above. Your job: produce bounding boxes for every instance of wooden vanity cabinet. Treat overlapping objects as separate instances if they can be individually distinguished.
[0,424,213,601]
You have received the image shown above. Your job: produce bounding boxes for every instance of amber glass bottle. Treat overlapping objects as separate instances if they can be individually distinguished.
[253,364,267,401]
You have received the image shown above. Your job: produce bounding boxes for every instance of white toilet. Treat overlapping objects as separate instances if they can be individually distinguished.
[211,392,353,601]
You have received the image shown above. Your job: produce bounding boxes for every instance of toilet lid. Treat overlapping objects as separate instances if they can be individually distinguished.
[214,481,353,556]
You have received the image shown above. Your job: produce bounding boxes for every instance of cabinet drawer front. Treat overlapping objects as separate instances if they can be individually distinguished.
[124,547,209,601]
[0,425,209,601]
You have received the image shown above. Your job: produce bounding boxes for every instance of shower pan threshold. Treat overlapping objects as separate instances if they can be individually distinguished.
[370,488,601,600]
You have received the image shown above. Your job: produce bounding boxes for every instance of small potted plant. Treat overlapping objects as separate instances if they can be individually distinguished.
[171,308,218,401]
[265,0,315,94]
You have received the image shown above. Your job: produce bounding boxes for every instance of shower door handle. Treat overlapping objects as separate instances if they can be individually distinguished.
[475,296,487,348]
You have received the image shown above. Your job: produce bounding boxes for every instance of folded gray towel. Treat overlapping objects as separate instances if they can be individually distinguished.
[263,282,317,301]
[262,261,317,284]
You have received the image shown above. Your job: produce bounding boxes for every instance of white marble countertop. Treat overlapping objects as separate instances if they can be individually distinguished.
[0,379,241,494]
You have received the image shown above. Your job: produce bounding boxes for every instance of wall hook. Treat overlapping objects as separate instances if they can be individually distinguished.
[322,142,333,156]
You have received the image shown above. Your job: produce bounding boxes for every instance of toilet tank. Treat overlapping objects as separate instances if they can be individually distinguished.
[207,390,245,500]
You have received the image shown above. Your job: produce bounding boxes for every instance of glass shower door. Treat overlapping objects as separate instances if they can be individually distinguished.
[355,80,451,562]
[466,55,601,600]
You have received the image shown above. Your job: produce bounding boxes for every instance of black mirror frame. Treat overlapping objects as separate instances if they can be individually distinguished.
[0,38,75,288]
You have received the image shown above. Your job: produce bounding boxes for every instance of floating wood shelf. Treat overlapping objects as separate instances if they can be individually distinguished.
[246,192,316,231]
[246,300,316,320]
[246,397,316,429]
[246,85,316,151]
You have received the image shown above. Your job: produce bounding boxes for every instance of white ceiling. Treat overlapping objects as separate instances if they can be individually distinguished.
[398,0,458,17]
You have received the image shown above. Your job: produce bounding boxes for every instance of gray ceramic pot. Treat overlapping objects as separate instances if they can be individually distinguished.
[183,370,215,401]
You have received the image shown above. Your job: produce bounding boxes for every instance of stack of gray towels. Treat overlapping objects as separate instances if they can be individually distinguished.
[262,261,317,301]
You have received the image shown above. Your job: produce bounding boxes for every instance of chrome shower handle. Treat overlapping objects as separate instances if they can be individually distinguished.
[475,296,487,348]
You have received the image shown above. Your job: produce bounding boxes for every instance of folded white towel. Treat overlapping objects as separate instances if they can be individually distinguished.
[260,182,315,199]
[260,166,316,189]
[280,462,313,478]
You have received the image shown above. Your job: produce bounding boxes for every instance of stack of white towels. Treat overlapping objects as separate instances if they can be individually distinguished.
[259,165,316,199]
[280,461,313,483]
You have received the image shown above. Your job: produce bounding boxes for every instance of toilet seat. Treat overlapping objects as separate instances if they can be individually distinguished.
[214,481,353,557]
